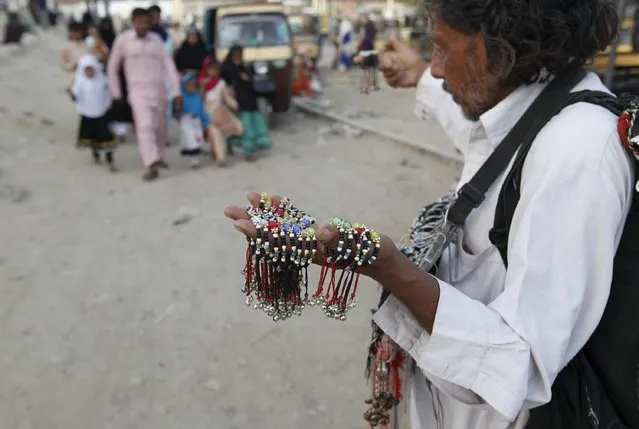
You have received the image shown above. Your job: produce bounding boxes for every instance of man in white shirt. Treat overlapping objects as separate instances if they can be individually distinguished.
[226,1,634,428]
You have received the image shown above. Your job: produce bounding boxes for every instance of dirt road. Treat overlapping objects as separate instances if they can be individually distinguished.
[0,35,458,429]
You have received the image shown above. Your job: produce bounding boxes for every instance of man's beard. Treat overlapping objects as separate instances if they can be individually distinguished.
[442,74,503,122]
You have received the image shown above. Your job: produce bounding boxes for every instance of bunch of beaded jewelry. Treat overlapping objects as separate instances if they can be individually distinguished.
[243,193,318,321]
[313,217,381,321]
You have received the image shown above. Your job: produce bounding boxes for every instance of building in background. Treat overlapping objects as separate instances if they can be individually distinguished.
[49,0,415,29]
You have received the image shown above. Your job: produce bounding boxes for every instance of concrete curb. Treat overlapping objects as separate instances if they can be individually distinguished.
[293,97,464,165]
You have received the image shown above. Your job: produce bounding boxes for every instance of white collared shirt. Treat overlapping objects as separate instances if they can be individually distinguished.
[373,70,634,429]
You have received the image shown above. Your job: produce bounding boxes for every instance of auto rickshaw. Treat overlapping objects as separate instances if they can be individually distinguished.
[590,11,639,96]
[203,1,294,124]
[288,13,321,62]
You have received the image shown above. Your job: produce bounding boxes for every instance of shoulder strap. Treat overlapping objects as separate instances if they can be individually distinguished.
[447,68,588,225]
[489,89,622,266]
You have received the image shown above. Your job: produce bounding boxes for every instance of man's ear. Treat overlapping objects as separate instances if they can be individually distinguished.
[471,32,489,71]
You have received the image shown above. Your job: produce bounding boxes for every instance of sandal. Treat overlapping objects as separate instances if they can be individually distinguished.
[142,169,159,182]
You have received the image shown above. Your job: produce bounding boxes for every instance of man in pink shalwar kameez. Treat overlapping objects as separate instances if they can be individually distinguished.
[107,8,181,181]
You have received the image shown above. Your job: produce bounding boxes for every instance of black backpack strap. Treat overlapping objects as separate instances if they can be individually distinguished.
[489,89,622,266]
[447,67,588,225]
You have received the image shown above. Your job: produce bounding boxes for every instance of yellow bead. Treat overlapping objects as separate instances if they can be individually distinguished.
[371,231,380,241]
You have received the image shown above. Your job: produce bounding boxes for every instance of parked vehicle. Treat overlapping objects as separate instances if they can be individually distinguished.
[204,2,294,124]
[287,13,321,62]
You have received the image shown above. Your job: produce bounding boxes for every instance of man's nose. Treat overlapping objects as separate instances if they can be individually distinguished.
[430,51,444,80]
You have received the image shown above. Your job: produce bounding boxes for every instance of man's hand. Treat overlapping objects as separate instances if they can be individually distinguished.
[378,34,428,89]
[224,192,399,276]
[172,95,183,112]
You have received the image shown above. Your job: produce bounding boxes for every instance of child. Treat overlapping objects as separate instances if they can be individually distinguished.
[221,45,271,162]
[292,51,321,98]
[61,20,89,91]
[61,21,87,73]
[200,59,243,149]
[70,54,117,171]
[178,73,227,168]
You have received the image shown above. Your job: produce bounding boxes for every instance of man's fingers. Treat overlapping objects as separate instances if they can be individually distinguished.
[224,205,250,221]
[246,192,282,208]
[234,219,257,239]
[378,51,396,71]
[246,192,261,207]
[388,32,409,53]
[315,224,340,248]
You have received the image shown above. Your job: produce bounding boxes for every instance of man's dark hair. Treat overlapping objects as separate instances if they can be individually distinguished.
[67,19,84,32]
[424,0,618,87]
[131,7,149,19]
[148,5,161,14]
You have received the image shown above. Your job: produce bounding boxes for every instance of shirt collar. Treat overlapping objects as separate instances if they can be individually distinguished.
[478,79,550,148]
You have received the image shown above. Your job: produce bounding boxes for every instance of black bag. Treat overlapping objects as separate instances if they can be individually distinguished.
[487,88,639,429]
[108,69,133,124]
[442,68,639,429]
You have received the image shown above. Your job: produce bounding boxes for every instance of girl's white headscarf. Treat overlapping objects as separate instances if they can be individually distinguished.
[339,19,355,54]
[72,53,112,118]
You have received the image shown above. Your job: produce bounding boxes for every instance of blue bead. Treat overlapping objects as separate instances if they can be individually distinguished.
[293,225,302,234]
[282,224,291,233]
[301,219,311,228]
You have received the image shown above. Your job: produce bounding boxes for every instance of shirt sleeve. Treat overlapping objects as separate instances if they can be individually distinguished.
[164,46,181,99]
[373,115,632,421]
[106,35,124,99]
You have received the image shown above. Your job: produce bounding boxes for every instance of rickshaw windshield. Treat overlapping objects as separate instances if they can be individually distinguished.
[287,14,318,35]
[218,13,291,49]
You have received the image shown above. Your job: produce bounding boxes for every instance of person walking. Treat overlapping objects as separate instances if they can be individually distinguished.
[107,8,181,182]
[97,17,116,49]
[69,54,117,171]
[2,12,25,45]
[221,45,271,162]
[337,17,354,71]
[148,5,176,146]
[148,5,168,43]
[174,28,208,75]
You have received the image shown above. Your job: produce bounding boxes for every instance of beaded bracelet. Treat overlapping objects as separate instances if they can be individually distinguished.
[313,217,382,320]
[243,193,317,321]
[241,195,381,322]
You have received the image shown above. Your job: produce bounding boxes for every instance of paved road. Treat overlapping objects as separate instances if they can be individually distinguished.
[0,36,458,429]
